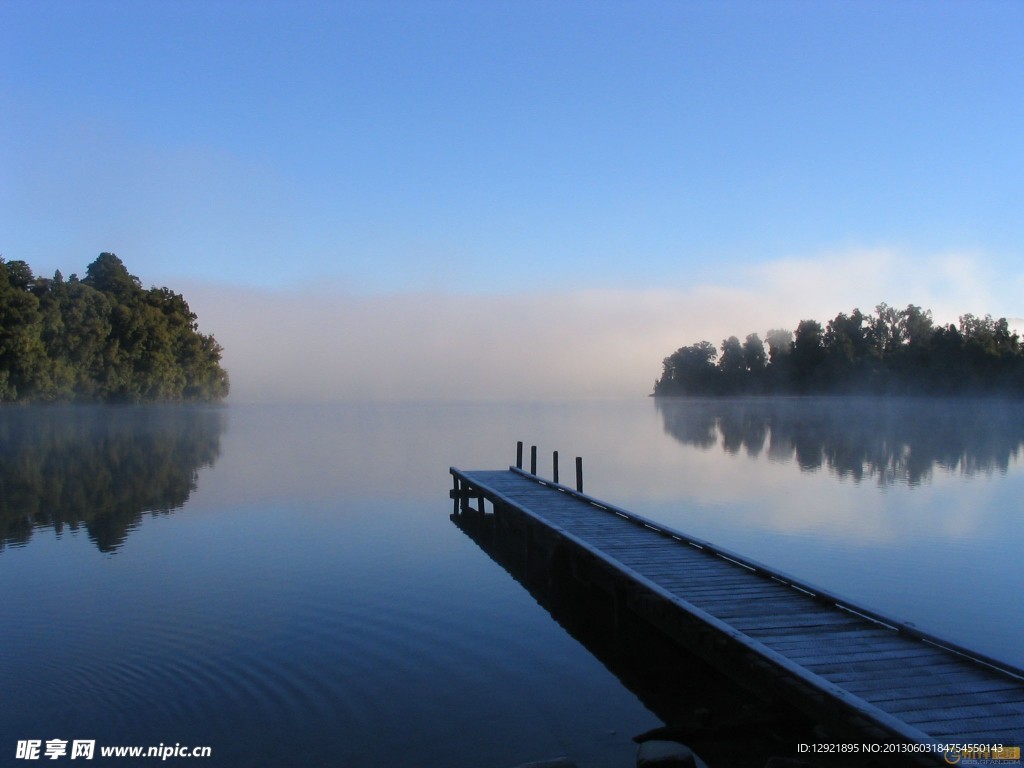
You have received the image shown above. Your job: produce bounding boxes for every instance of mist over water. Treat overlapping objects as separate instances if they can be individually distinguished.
[1,397,1022,766]
[183,248,1008,404]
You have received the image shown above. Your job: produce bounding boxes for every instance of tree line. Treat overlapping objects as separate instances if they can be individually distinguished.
[1,253,229,402]
[654,303,1023,397]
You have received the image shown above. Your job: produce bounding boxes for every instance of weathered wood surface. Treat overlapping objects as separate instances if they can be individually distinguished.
[450,466,1024,757]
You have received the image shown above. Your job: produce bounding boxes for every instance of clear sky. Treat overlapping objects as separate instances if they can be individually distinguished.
[2,1,1022,401]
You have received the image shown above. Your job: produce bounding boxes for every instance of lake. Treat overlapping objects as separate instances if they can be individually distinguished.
[2,398,1022,767]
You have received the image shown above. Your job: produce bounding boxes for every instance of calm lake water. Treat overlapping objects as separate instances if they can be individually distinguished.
[2,398,1022,767]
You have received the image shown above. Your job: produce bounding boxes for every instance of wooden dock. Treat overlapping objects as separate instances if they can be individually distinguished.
[449,454,1024,767]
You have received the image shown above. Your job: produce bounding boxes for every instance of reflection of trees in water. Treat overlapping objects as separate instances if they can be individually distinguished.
[0,406,225,552]
[656,397,1024,486]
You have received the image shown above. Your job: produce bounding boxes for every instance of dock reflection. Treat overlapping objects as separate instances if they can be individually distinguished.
[450,506,855,768]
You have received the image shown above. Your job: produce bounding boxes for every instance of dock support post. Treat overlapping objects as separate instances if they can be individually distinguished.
[553,451,559,484]
[576,457,583,493]
[516,441,523,470]
[530,445,537,475]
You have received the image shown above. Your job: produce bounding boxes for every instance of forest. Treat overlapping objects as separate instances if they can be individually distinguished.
[0,253,229,402]
[654,303,1024,397]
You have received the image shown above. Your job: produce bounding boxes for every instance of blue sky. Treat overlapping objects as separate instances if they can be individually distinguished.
[2,1,1023,400]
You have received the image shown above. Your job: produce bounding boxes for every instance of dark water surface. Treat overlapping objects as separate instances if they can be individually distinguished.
[2,399,1022,767]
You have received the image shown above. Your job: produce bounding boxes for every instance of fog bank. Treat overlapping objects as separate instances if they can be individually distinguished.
[183,249,1016,402]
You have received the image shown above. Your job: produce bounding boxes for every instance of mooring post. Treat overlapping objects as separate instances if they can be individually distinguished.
[575,457,583,493]
[516,441,523,469]
[530,445,537,475]
[553,451,559,484]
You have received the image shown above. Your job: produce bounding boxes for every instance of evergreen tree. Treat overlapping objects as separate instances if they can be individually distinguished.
[0,254,228,403]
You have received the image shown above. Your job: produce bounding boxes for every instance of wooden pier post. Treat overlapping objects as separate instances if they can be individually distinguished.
[516,441,523,470]
[553,451,559,484]
[530,445,537,475]
[575,457,583,493]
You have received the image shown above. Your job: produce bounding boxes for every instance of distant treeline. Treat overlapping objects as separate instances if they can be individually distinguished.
[1,253,229,403]
[654,304,1024,397]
